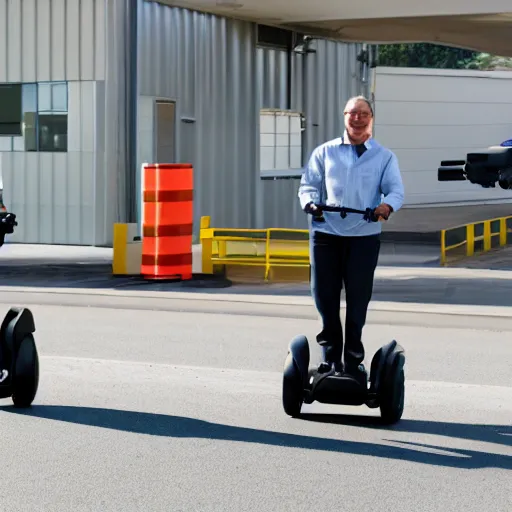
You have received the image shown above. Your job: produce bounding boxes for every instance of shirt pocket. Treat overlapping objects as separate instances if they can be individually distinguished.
[356,165,380,187]
[353,165,382,205]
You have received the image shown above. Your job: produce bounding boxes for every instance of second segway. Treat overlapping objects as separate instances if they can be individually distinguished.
[0,307,40,407]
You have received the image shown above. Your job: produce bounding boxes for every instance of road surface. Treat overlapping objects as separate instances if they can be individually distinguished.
[0,286,510,512]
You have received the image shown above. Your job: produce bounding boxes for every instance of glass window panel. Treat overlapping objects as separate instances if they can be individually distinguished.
[22,83,37,113]
[0,84,22,136]
[12,136,24,151]
[0,137,13,151]
[0,84,22,123]
[38,83,52,112]
[21,84,38,151]
[51,82,67,112]
[23,111,37,151]
[38,113,68,152]
[0,123,21,136]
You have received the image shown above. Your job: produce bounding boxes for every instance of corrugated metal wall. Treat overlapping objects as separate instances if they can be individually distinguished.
[259,40,370,229]
[137,0,368,232]
[0,0,106,83]
[257,48,290,110]
[137,0,259,233]
[0,0,370,244]
[0,0,133,245]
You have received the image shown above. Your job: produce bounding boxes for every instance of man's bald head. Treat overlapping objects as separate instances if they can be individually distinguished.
[343,96,373,145]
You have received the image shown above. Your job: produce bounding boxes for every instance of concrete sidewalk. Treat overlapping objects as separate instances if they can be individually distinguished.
[450,245,512,270]
[380,202,512,243]
[0,241,440,270]
[2,243,512,309]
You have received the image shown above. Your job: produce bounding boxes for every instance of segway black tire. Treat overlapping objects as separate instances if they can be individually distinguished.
[11,333,39,408]
[379,353,405,425]
[282,353,303,417]
[282,335,309,417]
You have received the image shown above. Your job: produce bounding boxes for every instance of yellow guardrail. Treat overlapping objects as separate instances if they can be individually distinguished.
[440,214,512,265]
[199,216,310,280]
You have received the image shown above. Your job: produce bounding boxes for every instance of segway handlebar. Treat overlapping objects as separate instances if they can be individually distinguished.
[307,203,379,223]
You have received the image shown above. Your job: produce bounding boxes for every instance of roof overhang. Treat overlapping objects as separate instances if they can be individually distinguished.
[149,1,512,56]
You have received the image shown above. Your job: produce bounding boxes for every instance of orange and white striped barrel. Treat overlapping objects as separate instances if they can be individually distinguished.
[141,163,193,280]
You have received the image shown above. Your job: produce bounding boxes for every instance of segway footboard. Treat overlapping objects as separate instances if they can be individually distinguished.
[309,373,367,406]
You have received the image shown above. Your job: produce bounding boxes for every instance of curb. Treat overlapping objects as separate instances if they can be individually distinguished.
[1,285,512,318]
[380,231,441,245]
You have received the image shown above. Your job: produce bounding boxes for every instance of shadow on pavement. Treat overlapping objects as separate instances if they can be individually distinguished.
[299,413,511,448]
[2,405,510,470]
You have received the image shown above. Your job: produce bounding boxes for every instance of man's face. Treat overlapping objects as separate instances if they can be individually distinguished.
[344,100,373,142]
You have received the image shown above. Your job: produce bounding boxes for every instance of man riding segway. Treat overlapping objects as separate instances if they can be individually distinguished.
[298,95,405,386]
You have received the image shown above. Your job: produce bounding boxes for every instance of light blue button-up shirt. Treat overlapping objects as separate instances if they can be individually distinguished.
[298,134,405,237]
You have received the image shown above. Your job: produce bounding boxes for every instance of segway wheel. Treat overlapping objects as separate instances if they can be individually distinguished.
[379,367,405,425]
[11,333,40,408]
[282,352,304,417]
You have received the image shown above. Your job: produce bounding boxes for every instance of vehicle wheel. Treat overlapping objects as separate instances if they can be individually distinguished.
[12,334,39,408]
[282,352,304,417]
[380,366,405,425]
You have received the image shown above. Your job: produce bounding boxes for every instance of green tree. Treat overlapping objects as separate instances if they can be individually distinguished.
[377,43,479,69]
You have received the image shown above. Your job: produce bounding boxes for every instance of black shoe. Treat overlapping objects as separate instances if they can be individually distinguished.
[346,363,368,387]
[333,362,344,375]
[317,362,332,374]
[317,361,344,375]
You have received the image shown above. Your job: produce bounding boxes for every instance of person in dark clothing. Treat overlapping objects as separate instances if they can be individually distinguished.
[298,96,405,385]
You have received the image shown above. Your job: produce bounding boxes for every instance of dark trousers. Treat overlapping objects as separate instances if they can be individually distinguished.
[310,230,381,370]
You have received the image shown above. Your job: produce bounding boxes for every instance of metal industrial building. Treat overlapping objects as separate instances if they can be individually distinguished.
[0,0,370,246]
[1,0,510,246]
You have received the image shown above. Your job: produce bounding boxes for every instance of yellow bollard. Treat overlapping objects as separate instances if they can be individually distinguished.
[113,223,143,275]
[200,216,214,274]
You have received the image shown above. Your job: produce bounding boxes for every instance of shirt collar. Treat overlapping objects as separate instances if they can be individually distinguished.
[341,130,373,149]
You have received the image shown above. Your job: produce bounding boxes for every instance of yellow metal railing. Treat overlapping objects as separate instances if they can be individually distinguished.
[201,213,512,274]
[200,216,310,280]
[440,215,512,265]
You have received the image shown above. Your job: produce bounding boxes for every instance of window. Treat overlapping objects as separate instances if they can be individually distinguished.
[0,84,23,136]
[37,82,68,152]
[259,109,303,172]
[0,81,68,152]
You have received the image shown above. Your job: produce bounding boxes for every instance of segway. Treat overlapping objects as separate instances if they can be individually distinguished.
[282,203,406,424]
[0,210,17,248]
[0,307,40,407]
[282,335,405,424]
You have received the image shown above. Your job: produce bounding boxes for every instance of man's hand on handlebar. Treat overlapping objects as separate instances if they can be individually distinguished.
[374,203,393,221]
[304,202,321,216]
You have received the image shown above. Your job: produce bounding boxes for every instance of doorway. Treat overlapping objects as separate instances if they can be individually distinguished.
[155,100,176,163]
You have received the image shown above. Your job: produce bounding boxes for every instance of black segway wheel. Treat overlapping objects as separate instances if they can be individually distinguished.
[379,356,405,425]
[282,353,303,416]
[11,333,39,408]
[282,335,310,417]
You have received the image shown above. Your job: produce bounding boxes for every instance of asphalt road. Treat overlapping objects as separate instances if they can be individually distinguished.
[0,287,510,512]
